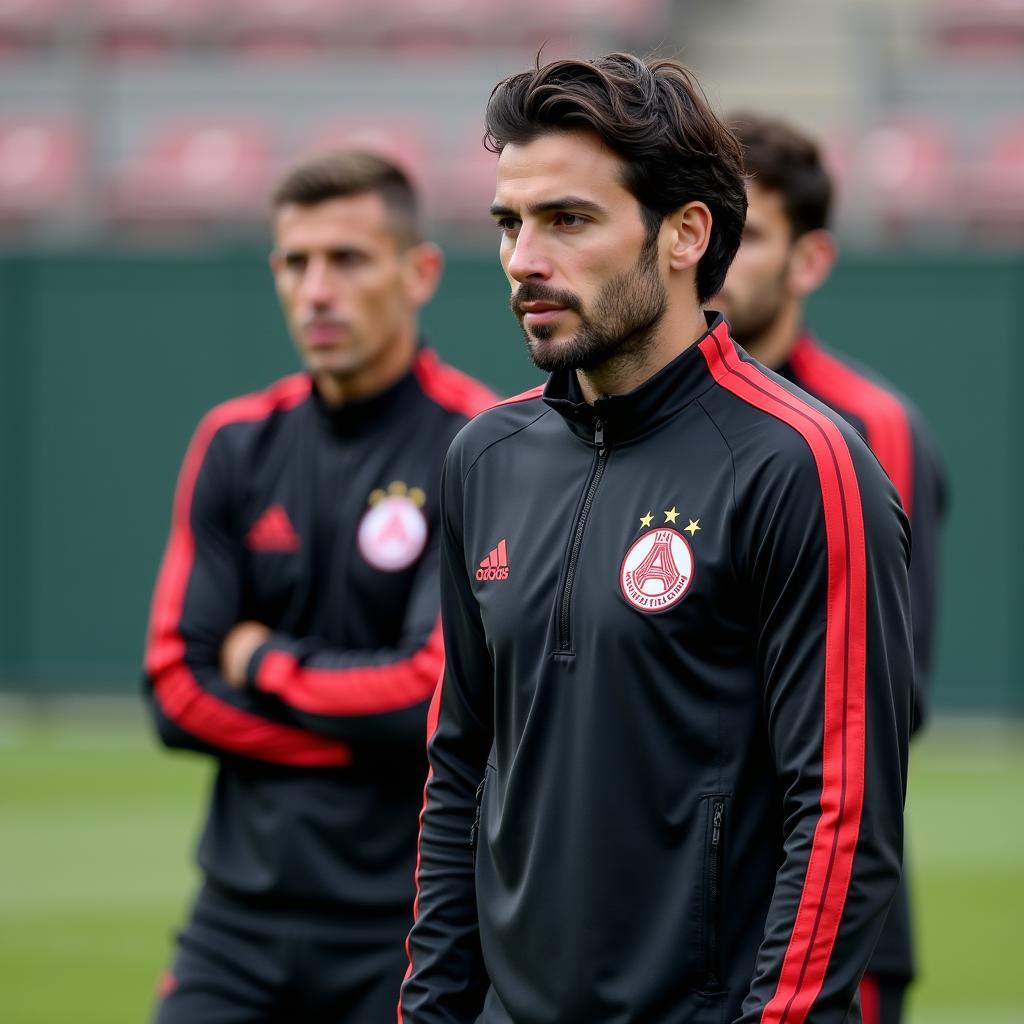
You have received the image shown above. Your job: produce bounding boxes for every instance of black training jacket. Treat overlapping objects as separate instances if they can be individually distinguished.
[782,331,947,983]
[400,316,913,1024]
[143,347,493,913]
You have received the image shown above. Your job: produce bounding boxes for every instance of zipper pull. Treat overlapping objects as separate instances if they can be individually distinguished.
[594,417,606,454]
[712,800,724,845]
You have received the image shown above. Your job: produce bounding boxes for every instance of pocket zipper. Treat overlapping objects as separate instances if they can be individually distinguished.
[705,799,725,989]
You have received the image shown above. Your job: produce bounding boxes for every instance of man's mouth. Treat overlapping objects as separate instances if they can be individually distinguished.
[519,300,570,324]
[303,320,349,347]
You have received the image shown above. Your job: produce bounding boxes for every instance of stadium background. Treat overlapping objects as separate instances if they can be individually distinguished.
[0,0,1021,1021]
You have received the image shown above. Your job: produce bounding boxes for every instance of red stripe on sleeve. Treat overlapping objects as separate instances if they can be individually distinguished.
[790,334,914,517]
[413,349,497,418]
[254,619,445,716]
[859,973,881,1024]
[700,326,867,1024]
[144,375,351,767]
[397,662,447,1023]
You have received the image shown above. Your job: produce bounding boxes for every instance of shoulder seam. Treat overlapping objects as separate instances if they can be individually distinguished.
[461,406,552,483]
[695,397,739,581]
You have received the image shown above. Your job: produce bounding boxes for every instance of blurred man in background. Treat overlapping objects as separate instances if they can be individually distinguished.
[142,149,494,1023]
[400,53,913,1024]
[715,112,948,1024]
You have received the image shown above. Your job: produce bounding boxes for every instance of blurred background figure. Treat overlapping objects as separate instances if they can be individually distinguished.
[142,148,493,1022]
[0,2,1021,1023]
[713,111,947,1024]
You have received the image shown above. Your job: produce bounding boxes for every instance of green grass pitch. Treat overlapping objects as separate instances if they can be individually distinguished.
[0,703,1020,1023]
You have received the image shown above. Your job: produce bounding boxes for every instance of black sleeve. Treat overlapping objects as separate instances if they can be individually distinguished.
[398,445,493,1022]
[736,431,913,1024]
[906,416,948,733]
[142,416,350,768]
[242,539,444,745]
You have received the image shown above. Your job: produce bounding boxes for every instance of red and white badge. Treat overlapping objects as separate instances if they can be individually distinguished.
[620,527,694,613]
[358,488,428,572]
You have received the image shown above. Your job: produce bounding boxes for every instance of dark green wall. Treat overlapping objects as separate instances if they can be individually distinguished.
[1,246,1020,714]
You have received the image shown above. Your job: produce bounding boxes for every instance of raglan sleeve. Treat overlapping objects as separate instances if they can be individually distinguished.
[240,532,445,746]
[397,435,495,1023]
[142,415,350,768]
[735,428,913,1024]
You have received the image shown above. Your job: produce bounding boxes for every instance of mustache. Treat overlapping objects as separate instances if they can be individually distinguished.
[510,283,582,319]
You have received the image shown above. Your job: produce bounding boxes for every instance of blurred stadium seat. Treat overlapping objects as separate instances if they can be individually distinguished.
[964,121,1024,232]
[854,120,956,234]
[0,117,78,217]
[301,119,430,189]
[521,0,666,35]
[223,0,353,57]
[92,0,220,56]
[933,0,1024,57]
[0,0,68,36]
[110,120,273,222]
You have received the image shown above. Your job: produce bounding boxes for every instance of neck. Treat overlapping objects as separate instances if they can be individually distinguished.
[575,305,710,405]
[314,328,418,407]
[741,301,803,370]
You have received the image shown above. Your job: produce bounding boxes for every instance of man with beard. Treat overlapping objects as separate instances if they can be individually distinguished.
[399,54,914,1024]
[714,112,947,1024]
[142,149,494,1023]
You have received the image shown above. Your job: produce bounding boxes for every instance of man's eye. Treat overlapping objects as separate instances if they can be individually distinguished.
[285,255,307,272]
[554,213,585,227]
[496,217,520,232]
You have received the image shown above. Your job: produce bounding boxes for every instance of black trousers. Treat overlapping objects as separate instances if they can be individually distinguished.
[152,885,412,1024]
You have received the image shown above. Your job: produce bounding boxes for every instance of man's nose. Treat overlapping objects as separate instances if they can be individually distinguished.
[300,257,335,306]
[506,226,552,284]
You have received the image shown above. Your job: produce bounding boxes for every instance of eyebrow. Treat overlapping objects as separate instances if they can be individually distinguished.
[489,196,606,218]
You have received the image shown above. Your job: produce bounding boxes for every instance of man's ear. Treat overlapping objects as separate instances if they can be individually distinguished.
[403,242,445,307]
[667,201,713,273]
[788,229,836,297]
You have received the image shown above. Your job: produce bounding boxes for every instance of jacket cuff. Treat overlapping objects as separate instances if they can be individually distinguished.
[244,639,275,690]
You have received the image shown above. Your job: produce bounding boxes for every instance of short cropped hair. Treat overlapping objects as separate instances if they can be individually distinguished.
[484,53,747,304]
[270,148,422,246]
[728,112,832,237]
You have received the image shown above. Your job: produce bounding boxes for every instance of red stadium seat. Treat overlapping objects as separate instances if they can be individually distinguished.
[854,120,956,233]
[0,0,68,33]
[964,121,1024,232]
[300,120,431,191]
[374,0,506,48]
[92,0,220,56]
[933,0,1024,57]
[111,120,274,222]
[222,0,354,57]
[520,0,666,33]
[0,117,78,216]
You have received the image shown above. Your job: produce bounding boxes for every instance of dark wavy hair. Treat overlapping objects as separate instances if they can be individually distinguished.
[484,53,747,304]
[728,112,832,237]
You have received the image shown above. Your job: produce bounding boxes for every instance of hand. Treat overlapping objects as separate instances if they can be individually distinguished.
[220,621,271,689]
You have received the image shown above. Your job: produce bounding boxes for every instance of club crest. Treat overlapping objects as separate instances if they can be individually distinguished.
[358,482,428,572]
[620,527,694,612]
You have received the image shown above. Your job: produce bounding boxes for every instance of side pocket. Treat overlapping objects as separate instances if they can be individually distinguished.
[703,796,726,991]
[469,762,492,865]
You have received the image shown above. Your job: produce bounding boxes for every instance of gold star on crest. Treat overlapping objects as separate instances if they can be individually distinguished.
[664,506,680,524]
[684,519,701,536]
[639,511,654,529]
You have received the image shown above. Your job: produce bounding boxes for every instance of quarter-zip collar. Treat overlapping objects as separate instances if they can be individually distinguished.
[541,312,729,447]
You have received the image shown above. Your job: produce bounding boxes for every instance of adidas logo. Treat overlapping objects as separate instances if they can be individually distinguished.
[245,504,300,553]
[476,539,509,581]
